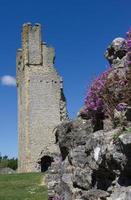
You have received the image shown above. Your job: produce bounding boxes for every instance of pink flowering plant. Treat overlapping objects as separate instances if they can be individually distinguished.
[83,28,131,122]
[84,68,112,118]
[116,103,127,112]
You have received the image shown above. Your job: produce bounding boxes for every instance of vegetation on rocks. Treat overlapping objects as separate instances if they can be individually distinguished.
[47,28,131,200]
[82,29,131,124]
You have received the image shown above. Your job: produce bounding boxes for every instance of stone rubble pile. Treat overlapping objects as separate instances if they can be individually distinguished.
[46,36,131,200]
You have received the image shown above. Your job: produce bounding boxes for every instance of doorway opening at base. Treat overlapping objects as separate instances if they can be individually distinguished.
[40,155,54,172]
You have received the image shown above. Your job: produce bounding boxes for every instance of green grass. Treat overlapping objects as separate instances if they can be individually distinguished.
[0,172,47,200]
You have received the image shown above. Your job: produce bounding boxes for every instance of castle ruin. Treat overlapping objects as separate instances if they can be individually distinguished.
[16,23,68,172]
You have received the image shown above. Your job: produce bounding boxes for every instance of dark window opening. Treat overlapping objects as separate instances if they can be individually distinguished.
[40,156,54,172]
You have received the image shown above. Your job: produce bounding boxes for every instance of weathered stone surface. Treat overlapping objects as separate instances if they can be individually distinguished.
[46,34,131,199]
[55,119,93,160]
[107,187,131,200]
[47,116,131,199]
[0,167,15,174]
[105,37,127,65]
[17,24,68,172]
[72,167,92,190]
[81,189,109,200]
[68,146,87,168]
[119,132,131,146]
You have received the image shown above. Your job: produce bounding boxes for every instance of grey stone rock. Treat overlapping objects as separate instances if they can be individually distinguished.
[72,167,92,190]
[55,119,93,160]
[0,167,15,174]
[47,108,131,199]
[119,132,131,146]
[81,189,109,200]
[105,37,127,65]
[107,187,131,200]
[68,146,87,168]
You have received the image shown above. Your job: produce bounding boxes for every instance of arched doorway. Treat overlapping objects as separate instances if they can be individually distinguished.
[40,156,54,172]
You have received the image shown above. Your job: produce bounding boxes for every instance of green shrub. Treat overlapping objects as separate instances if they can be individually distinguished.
[0,154,18,170]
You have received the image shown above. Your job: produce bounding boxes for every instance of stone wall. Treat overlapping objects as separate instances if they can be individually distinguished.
[16,23,68,172]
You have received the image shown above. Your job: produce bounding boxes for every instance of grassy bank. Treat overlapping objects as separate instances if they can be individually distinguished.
[0,172,47,200]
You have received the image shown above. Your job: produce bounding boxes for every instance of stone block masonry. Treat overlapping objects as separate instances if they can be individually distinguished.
[16,23,68,172]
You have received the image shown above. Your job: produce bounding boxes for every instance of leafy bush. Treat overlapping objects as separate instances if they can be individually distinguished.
[0,154,18,170]
[7,158,18,170]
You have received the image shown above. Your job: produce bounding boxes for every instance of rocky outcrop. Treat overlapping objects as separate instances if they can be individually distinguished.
[47,117,131,200]
[46,33,131,200]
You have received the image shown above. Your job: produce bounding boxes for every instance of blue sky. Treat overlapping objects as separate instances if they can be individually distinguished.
[0,0,131,158]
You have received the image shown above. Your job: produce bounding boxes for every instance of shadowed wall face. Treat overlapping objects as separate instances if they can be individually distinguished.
[16,23,68,172]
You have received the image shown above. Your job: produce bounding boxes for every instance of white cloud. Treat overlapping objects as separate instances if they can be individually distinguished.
[1,75,16,86]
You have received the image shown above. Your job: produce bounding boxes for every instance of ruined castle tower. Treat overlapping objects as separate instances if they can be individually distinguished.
[16,23,68,172]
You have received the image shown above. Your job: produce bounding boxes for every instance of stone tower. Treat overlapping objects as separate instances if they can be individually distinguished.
[16,23,68,172]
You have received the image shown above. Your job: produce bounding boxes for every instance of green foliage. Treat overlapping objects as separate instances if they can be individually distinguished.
[124,127,131,133]
[113,130,123,142]
[0,154,18,170]
[113,127,131,142]
[0,173,47,200]
[7,158,18,170]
